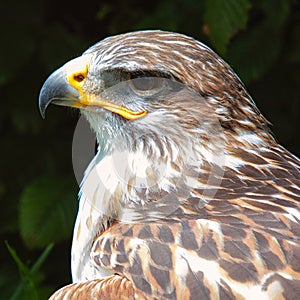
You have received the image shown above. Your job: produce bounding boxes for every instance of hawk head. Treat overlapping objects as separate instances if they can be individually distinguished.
[39,30,272,149]
[39,31,276,212]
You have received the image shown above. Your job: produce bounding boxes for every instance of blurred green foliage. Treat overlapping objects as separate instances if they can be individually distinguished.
[0,0,299,298]
[5,242,53,300]
[19,178,77,249]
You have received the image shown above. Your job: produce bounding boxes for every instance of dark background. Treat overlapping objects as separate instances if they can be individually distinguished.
[1,0,299,298]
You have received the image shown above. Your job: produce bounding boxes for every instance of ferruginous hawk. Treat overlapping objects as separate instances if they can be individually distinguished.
[39,31,300,299]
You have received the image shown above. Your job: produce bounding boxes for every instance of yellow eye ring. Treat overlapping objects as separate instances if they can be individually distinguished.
[67,64,89,92]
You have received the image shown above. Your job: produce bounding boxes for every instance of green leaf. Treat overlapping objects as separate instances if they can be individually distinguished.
[30,243,54,274]
[6,242,54,300]
[204,0,251,54]
[5,241,32,283]
[19,177,77,248]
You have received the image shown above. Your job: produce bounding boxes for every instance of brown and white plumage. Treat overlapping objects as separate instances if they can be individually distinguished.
[39,31,300,299]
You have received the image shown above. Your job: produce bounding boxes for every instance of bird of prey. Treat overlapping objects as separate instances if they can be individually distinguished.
[39,30,300,299]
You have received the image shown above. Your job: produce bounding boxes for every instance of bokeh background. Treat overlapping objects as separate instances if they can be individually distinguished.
[1,0,300,298]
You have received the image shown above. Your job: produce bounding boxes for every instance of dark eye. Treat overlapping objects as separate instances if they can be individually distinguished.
[129,76,165,95]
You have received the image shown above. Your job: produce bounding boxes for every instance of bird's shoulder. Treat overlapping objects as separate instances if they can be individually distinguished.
[91,211,300,299]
